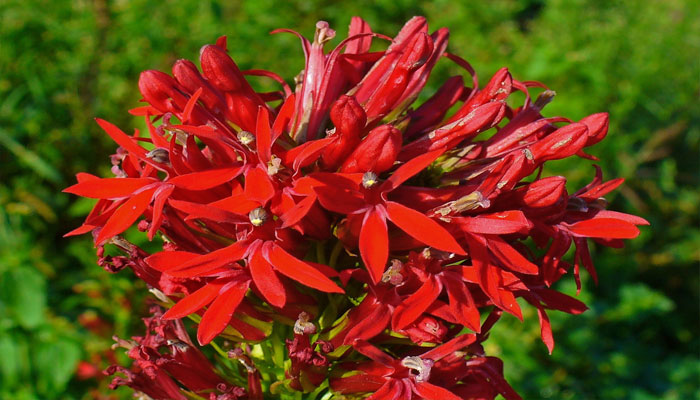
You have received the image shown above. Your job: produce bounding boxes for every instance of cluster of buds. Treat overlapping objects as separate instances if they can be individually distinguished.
[66,17,647,399]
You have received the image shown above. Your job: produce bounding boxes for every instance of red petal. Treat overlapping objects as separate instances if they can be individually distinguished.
[210,194,260,215]
[63,178,155,199]
[465,234,522,320]
[535,304,554,354]
[280,194,316,228]
[95,188,155,244]
[182,87,203,124]
[286,137,334,170]
[244,167,275,205]
[412,382,463,400]
[272,94,295,142]
[385,201,465,255]
[146,251,199,272]
[380,148,445,192]
[488,237,538,275]
[265,244,344,293]
[392,277,442,331]
[422,333,476,361]
[255,106,272,162]
[352,339,395,367]
[315,186,366,214]
[330,374,387,394]
[359,208,389,283]
[457,211,530,235]
[168,241,247,278]
[441,275,481,332]
[95,118,147,158]
[566,218,640,239]
[533,288,588,314]
[168,199,248,224]
[148,184,175,240]
[167,167,242,190]
[343,305,391,345]
[197,281,250,345]
[162,281,225,320]
[249,250,286,308]
[367,380,403,400]
[592,210,649,226]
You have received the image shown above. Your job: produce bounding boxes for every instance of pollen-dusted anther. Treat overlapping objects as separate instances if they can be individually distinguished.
[248,207,268,226]
[146,148,170,164]
[381,259,405,286]
[293,311,317,335]
[237,130,255,146]
[401,356,435,382]
[362,171,379,188]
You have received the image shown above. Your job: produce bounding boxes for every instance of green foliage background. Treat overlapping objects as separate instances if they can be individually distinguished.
[0,0,698,398]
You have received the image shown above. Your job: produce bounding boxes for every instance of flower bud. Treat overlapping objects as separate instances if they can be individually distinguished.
[340,124,401,173]
[199,44,248,92]
[580,112,609,147]
[519,176,567,208]
[138,70,188,114]
[172,59,226,114]
[321,95,366,169]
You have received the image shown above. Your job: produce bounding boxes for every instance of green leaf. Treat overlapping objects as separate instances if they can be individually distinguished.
[0,267,46,329]
[0,333,20,388]
[33,338,81,397]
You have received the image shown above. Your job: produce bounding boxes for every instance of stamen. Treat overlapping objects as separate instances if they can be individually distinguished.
[401,356,434,382]
[294,312,316,335]
[146,148,170,164]
[362,171,379,188]
[381,259,405,286]
[237,130,255,146]
[248,207,268,226]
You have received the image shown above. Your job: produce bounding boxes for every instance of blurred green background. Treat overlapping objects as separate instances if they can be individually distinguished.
[1,0,698,398]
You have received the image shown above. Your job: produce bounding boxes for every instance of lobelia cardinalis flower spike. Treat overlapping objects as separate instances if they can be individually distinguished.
[66,16,646,400]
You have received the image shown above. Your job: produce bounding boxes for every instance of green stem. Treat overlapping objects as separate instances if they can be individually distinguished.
[209,340,228,359]
[315,240,327,265]
[328,240,344,269]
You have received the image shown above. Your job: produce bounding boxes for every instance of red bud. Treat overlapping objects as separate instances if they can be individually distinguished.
[519,176,567,208]
[340,124,401,173]
[200,44,249,92]
[321,95,367,169]
[447,67,512,123]
[172,59,226,115]
[138,70,189,114]
[530,123,589,162]
[580,112,609,147]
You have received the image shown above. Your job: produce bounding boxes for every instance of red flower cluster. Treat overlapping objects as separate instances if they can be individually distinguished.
[66,17,647,399]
